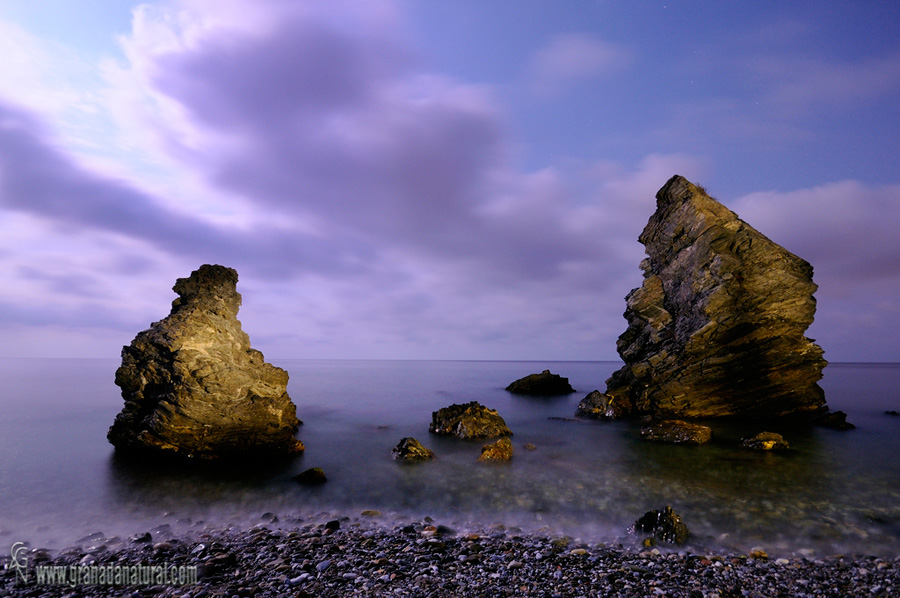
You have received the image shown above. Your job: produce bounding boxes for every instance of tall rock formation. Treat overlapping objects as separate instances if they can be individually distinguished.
[605,175,827,419]
[108,264,304,460]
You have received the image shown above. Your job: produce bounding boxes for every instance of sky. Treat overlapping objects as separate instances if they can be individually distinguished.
[0,0,898,362]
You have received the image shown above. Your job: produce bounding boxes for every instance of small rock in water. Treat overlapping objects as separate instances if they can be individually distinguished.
[293,467,328,485]
[814,411,855,430]
[631,506,689,545]
[505,370,575,396]
[479,437,513,461]
[575,390,631,420]
[741,432,789,451]
[429,401,512,439]
[391,437,435,463]
[885,410,899,417]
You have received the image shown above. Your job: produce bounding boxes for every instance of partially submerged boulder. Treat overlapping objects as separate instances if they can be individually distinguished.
[631,506,689,545]
[814,410,856,430]
[478,437,513,461]
[606,175,827,419]
[108,264,303,461]
[294,467,327,485]
[506,370,575,396]
[640,420,712,445]
[392,437,435,463]
[575,390,632,420]
[429,402,512,439]
[741,431,790,451]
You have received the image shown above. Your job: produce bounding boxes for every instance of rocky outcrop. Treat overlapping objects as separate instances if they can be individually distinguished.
[392,437,435,463]
[631,506,689,545]
[640,420,712,445]
[108,264,303,461]
[575,390,632,419]
[506,370,575,396]
[429,402,512,439]
[606,175,827,419]
[741,432,789,451]
[478,437,513,461]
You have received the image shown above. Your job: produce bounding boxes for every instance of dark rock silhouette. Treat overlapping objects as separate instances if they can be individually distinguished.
[108,264,303,461]
[294,467,327,485]
[606,175,827,419]
[506,370,575,396]
[631,506,689,545]
[429,401,512,439]
[640,420,712,445]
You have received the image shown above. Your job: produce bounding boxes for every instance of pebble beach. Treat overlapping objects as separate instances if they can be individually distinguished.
[3,513,898,598]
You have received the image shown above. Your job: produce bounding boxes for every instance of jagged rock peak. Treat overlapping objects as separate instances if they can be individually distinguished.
[108,264,303,461]
[605,175,827,419]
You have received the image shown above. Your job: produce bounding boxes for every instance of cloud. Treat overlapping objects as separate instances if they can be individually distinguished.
[527,33,631,97]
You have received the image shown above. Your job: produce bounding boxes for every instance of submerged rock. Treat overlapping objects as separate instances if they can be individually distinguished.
[575,390,632,419]
[108,264,303,461]
[814,410,856,430]
[479,437,513,461]
[640,420,712,445]
[429,401,512,439]
[506,370,575,396]
[293,467,327,485]
[741,431,790,451]
[392,437,435,463]
[606,175,827,419]
[631,506,689,545]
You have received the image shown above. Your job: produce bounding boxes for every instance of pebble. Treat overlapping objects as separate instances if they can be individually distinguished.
[2,517,898,598]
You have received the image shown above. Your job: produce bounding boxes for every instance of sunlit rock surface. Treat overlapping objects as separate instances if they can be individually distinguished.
[606,175,827,419]
[108,264,303,460]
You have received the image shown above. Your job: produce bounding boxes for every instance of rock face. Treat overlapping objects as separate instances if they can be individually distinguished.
[429,402,512,439]
[606,175,827,419]
[108,264,303,460]
[575,390,632,420]
[478,437,513,461]
[640,420,712,445]
[506,370,575,396]
[392,437,435,463]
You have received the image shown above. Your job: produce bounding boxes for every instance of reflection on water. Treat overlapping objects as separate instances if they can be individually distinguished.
[1,358,899,556]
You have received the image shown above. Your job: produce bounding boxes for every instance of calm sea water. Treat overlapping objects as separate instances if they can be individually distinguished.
[1,358,899,557]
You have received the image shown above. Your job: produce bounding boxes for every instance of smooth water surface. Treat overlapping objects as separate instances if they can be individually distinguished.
[1,358,899,557]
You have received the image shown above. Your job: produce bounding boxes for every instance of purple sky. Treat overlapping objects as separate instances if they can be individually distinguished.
[0,0,898,361]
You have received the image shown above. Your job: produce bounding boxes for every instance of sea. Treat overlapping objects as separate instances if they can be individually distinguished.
[1,358,899,558]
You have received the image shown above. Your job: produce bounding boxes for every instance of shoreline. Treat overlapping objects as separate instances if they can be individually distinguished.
[3,515,898,597]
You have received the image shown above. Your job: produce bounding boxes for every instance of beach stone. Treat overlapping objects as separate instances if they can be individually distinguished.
[605,175,827,419]
[429,401,512,439]
[108,264,303,461]
[631,506,689,545]
[506,370,575,396]
[575,390,632,419]
[478,437,513,461]
[814,410,856,430]
[391,437,435,463]
[741,431,790,451]
[640,420,712,445]
[293,467,327,485]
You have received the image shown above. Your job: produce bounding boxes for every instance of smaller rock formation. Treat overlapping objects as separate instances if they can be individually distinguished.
[640,420,712,445]
[814,411,855,430]
[108,264,303,461]
[741,432,789,451]
[506,370,575,395]
[392,437,435,463]
[630,506,689,545]
[479,437,513,461]
[294,467,328,485]
[429,402,512,439]
[575,390,632,419]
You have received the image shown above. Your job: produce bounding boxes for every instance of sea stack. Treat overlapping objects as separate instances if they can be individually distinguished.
[605,175,827,419]
[108,264,304,460]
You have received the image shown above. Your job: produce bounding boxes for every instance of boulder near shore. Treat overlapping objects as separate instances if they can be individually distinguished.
[605,175,827,420]
[506,370,575,396]
[429,401,512,439]
[108,264,304,461]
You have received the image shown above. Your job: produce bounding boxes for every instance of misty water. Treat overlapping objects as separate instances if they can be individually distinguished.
[1,358,899,558]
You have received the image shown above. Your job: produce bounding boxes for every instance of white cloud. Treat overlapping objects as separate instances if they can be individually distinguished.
[527,33,630,97]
